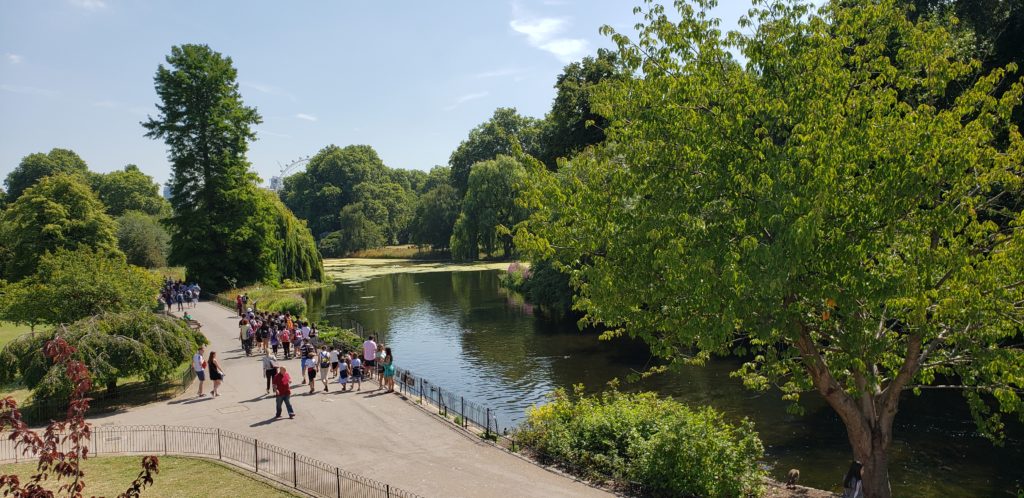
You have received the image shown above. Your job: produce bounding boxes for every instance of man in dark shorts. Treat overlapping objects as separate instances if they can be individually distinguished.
[362,336,377,380]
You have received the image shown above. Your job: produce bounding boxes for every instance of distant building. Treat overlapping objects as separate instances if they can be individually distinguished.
[269,176,283,192]
[162,184,172,200]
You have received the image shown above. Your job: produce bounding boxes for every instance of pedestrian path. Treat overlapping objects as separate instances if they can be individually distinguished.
[91,302,611,498]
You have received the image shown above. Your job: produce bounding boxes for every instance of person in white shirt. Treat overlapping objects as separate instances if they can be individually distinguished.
[193,346,206,397]
[362,336,377,380]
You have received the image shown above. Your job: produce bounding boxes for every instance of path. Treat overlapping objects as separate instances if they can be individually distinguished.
[90,302,612,498]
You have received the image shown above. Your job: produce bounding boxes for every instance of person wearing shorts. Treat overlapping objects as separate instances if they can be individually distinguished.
[350,353,362,391]
[193,347,206,396]
[362,336,377,380]
[304,355,317,394]
[329,346,340,377]
[319,347,331,392]
[338,357,350,391]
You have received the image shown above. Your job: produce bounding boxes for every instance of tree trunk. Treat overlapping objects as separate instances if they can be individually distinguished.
[849,424,893,498]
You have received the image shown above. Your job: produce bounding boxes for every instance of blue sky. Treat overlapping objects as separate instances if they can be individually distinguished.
[1,0,749,187]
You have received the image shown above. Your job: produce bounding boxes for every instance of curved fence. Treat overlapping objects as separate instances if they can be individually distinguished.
[0,425,422,498]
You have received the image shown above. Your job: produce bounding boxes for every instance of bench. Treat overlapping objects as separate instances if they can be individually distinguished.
[186,320,202,331]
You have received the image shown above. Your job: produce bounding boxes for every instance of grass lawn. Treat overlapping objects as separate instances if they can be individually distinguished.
[0,321,33,350]
[1,456,301,497]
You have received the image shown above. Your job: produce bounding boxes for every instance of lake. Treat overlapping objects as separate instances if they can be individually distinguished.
[303,266,1023,496]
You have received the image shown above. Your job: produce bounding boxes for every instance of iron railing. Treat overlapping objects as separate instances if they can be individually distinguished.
[0,425,422,498]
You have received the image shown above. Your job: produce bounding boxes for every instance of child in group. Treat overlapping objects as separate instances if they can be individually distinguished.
[350,352,362,391]
[279,327,291,359]
[375,343,386,388]
[337,356,350,391]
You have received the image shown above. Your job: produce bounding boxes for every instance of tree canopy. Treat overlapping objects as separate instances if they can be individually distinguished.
[0,247,161,329]
[0,174,120,281]
[91,164,170,217]
[518,1,1024,496]
[116,210,171,268]
[448,108,542,196]
[143,44,321,290]
[0,310,205,400]
[452,155,529,260]
[4,148,89,203]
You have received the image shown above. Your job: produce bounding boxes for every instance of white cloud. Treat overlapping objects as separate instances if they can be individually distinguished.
[443,91,489,111]
[241,81,297,102]
[70,0,107,9]
[510,13,589,62]
[0,84,59,97]
[6,53,23,64]
[295,113,317,122]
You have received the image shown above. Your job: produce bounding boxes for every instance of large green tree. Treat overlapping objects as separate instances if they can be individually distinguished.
[116,211,171,268]
[280,144,387,238]
[91,164,170,217]
[0,310,205,399]
[0,174,120,280]
[448,108,542,196]
[411,183,461,250]
[4,148,89,203]
[452,155,528,260]
[143,44,321,290]
[518,2,1024,497]
[0,247,160,329]
[260,189,324,283]
[537,49,623,169]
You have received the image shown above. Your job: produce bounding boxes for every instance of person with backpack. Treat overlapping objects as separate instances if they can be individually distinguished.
[350,352,362,391]
[262,352,278,395]
[318,346,331,392]
[279,327,292,359]
[337,355,350,391]
[239,318,252,356]
[302,353,318,394]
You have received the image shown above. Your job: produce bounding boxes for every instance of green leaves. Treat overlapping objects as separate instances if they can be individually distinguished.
[521,0,1024,469]
[0,174,119,281]
[0,247,161,327]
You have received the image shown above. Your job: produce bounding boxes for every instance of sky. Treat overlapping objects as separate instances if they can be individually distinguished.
[0,0,750,187]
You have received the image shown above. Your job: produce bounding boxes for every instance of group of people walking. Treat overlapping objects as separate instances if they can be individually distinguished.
[259,334,395,419]
[161,279,201,312]
[237,309,317,359]
[190,303,397,420]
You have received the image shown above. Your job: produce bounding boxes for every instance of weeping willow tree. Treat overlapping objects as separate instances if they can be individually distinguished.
[259,189,323,283]
[0,311,206,401]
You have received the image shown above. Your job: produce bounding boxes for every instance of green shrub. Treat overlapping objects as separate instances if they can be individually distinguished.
[518,386,764,497]
[316,326,360,352]
[260,295,306,317]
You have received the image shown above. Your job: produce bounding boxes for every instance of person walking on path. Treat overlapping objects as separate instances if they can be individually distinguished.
[272,366,295,419]
[302,354,318,394]
[382,347,395,393]
[193,346,207,397]
[350,352,363,391]
[208,351,225,397]
[262,353,278,395]
[329,346,340,378]
[362,336,377,381]
[280,327,292,359]
[319,346,331,392]
[235,294,243,317]
[337,356,350,391]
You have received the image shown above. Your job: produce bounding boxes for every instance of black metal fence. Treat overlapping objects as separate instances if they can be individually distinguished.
[17,364,196,426]
[0,425,422,498]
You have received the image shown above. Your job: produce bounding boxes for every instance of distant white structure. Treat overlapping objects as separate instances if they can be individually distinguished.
[270,156,311,192]
[162,184,172,200]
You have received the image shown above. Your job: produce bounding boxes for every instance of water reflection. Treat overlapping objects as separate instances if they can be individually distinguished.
[305,270,1023,496]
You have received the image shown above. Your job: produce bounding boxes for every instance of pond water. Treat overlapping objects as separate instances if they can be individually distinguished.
[303,269,1023,496]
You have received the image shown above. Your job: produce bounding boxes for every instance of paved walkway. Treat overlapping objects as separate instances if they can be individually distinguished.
[90,302,612,498]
